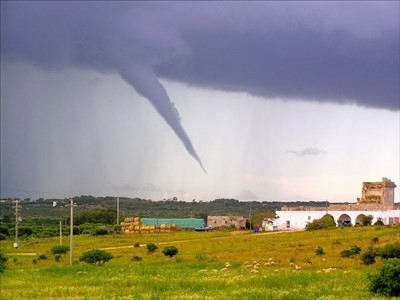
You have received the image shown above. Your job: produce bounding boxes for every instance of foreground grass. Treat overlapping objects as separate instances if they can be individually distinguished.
[1,226,399,299]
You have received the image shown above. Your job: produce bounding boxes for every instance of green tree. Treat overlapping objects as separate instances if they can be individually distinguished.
[306,215,336,230]
[146,243,158,253]
[361,215,373,226]
[162,246,179,258]
[79,249,114,266]
[361,246,377,265]
[369,258,400,297]
[250,210,276,227]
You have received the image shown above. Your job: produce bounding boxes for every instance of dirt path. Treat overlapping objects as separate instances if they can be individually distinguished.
[100,230,286,251]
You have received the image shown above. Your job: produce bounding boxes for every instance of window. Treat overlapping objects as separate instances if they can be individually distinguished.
[286,220,290,228]
[308,216,311,220]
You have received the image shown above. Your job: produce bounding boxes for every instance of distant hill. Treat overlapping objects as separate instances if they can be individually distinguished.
[0,196,336,224]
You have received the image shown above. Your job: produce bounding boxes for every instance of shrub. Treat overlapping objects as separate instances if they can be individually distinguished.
[351,245,361,254]
[0,251,8,273]
[51,245,70,256]
[361,246,377,265]
[0,225,9,236]
[18,226,34,237]
[93,228,109,236]
[79,249,114,266]
[374,218,384,226]
[134,242,140,248]
[55,254,62,262]
[162,246,179,258]
[372,237,379,244]
[315,246,325,256]
[32,259,37,264]
[361,215,373,226]
[146,243,158,253]
[306,215,336,230]
[113,224,122,234]
[38,254,47,260]
[195,252,207,261]
[132,256,142,261]
[341,246,362,258]
[369,258,400,297]
[376,242,400,259]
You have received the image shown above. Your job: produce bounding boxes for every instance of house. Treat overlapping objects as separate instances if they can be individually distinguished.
[207,216,247,229]
[268,178,398,231]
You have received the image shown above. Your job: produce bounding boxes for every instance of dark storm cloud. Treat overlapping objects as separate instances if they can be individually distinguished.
[1,2,399,168]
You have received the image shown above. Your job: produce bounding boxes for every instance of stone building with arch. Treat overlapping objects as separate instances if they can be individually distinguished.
[271,178,399,231]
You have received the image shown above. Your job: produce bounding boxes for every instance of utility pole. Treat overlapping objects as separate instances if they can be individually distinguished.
[59,220,62,245]
[116,197,120,225]
[249,205,252,232]
[14,199,21,249]
[67,198,77,266]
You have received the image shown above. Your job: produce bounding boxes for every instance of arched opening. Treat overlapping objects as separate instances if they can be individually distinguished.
[355,214,366,225]
[338,214,352,226]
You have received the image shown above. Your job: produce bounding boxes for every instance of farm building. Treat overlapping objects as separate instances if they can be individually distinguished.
[141,218,205,229]
[207,215,247,229]
[267,178,399,231]
[121,217,205,233]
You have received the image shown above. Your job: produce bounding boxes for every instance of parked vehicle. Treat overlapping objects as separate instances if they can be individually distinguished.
[195,226,212,232]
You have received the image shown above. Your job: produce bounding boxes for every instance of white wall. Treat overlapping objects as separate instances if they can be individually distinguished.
[274,210,400,230]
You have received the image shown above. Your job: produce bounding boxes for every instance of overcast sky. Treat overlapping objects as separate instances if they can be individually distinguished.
[1,1,399,202]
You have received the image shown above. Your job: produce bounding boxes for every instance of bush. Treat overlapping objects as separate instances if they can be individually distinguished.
[369,258,400,297]
[113,224,122,234]
[351,245,361,254]
[146,243,158,253]
[0,251,8,273]
[341,246,362,258]
[134,242,140,248]
[38,254,47,260]
[18,226,34,237]
[315,246,325,256]
[55,254,62,262]
[306,215,336,230]
[0,225,9,236]
[79,249,114,266]
[93,228,109,236]
[376,242,400,259]
[361,246,377,265]
[51,245,70,256]
[372,237,379,244]
[162,246,179,258]
[374,218,384,226]
[361,215,373,226]
[132,256,142,261]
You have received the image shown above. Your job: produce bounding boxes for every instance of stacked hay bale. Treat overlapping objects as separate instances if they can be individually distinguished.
[121,217,177,234]
[121,217,142,234]
[159,224,177,233]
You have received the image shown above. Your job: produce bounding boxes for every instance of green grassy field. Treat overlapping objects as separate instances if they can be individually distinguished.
[1,226,399,299]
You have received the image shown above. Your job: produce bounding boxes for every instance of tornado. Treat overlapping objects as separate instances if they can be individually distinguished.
[119,63,207,174]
